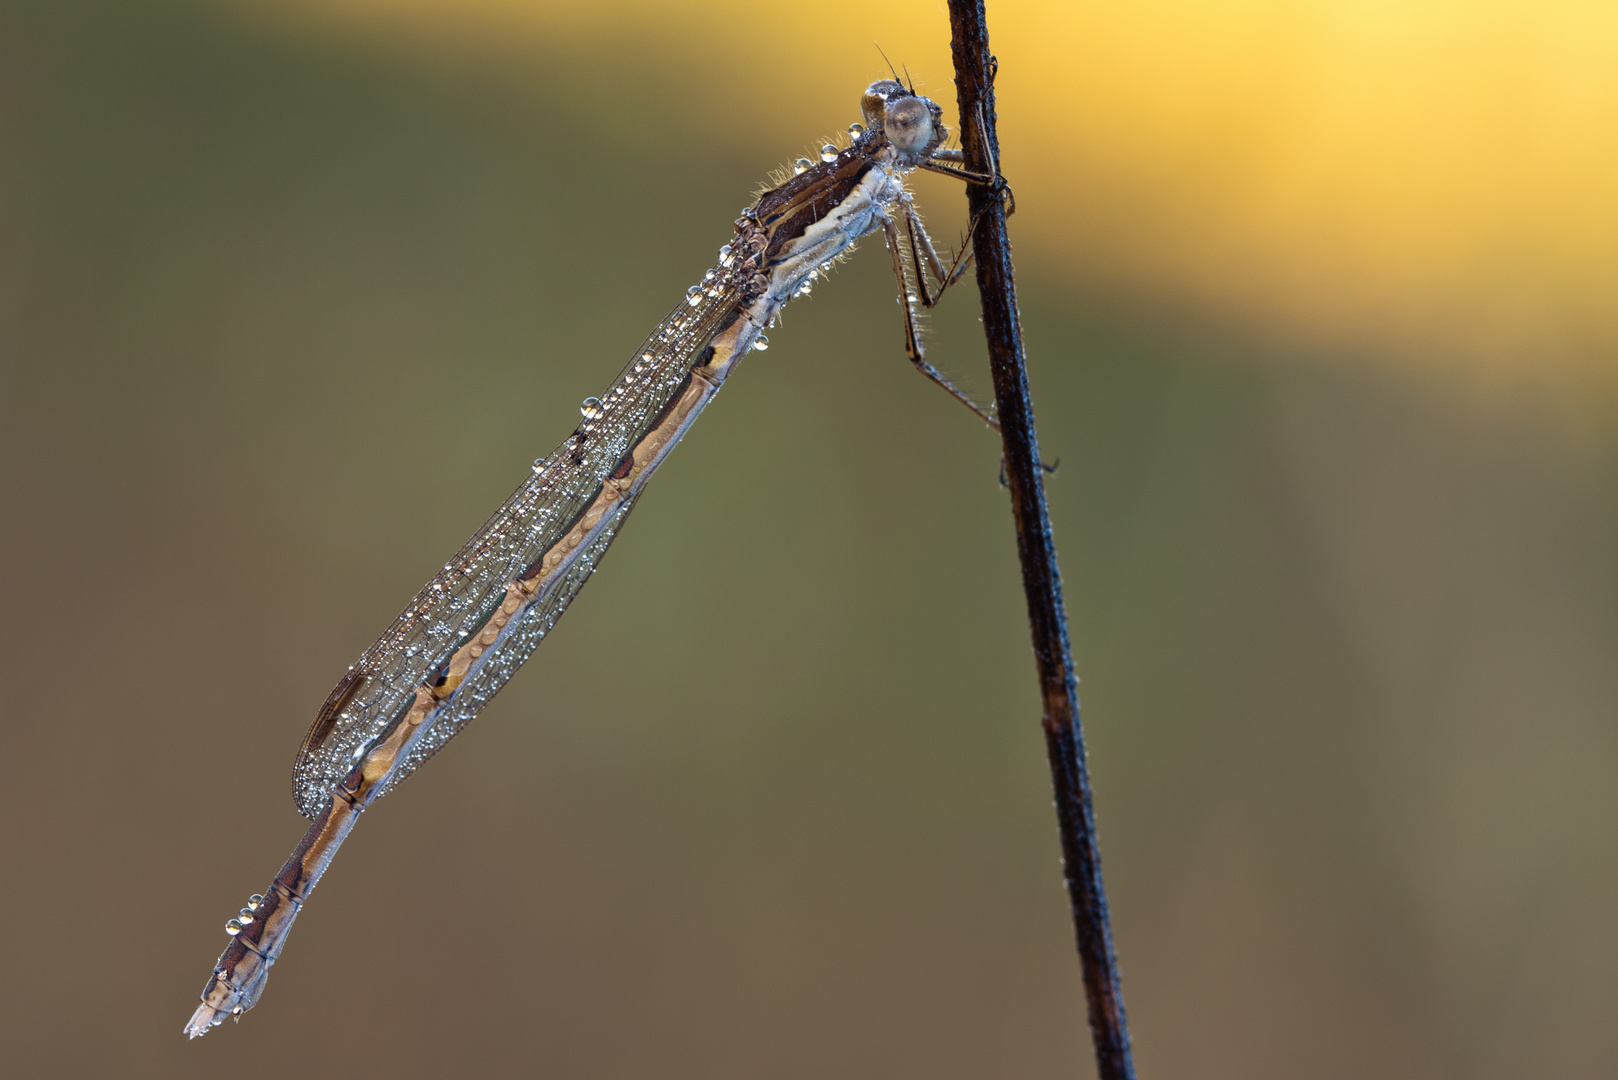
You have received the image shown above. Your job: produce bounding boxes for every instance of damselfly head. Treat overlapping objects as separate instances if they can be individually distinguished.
[859,80,946,163]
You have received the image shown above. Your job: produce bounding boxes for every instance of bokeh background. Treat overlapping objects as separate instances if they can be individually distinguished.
[3,0,1615,1076]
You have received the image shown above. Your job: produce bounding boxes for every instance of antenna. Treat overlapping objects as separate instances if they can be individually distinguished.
[874,42,901,84]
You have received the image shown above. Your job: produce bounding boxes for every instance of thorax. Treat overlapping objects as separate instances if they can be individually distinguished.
[731,143,907,313]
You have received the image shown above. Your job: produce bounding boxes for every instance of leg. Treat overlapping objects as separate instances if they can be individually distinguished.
[883,214,999,430]
[999,454,1061,488]
[920,158,1016,218]
[917,158,994,184]
[909,98,1017,304]
[922,101,1016,216]
[902,196,978,309]
[884,214,1058,468]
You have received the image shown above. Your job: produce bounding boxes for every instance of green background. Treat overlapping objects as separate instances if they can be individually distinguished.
[2,2,1615,1076]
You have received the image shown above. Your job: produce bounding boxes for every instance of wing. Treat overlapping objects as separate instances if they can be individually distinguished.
[381,489,641,794]
[290,281,742,818]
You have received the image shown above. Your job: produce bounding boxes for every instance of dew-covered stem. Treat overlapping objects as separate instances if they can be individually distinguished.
[945,3,1137,1078]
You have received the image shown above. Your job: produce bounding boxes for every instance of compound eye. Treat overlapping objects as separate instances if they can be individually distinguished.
[861,79,905,131]
[884,97,934,156]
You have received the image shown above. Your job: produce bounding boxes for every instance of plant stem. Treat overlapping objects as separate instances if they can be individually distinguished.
[943,5,1137,1077]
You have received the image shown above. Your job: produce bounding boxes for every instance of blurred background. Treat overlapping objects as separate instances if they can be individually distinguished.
[2,0,1615,1076]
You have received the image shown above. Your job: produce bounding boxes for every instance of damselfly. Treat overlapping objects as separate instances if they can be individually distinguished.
[185,75,1011,1038]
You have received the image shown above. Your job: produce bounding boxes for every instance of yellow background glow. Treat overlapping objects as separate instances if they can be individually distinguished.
[5,5,1616,1076]
[239,0,1618,382]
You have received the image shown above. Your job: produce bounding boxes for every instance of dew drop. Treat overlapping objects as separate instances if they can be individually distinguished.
[248,894,264,910]
[820,144,837,163]
[239,907,256,923]
[579,396,604,421]
[532,458,546,472]
[751,335,769,352]
[793,157,811,174]
[703,269,716,282]
[849,122,864,137]
[685,285,703,307]
[225,920,243,936]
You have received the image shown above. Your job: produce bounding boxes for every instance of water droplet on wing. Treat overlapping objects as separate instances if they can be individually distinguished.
[793,157,811,174]
[820,144,837,163]
[579,397,604,421]
[751,335,769,352]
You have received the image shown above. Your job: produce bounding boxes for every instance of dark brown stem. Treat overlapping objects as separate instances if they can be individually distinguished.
[943,4,1137,1077]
